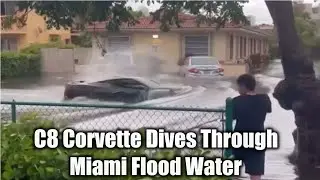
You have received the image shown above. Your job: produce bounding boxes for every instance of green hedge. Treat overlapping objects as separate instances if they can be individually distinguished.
[1,42,77,79]
[1,115,227,180]
[1,52,41,79]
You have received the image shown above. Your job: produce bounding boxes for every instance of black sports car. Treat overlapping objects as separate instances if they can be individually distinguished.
[64,77,181,103]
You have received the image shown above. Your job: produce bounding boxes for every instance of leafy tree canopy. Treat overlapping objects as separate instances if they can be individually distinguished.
[293,4,319,47]
[70,32,93,48]
[4,1,248,32]
[129,9,146,19]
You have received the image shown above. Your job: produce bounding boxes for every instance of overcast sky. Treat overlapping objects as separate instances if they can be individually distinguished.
[127,0,319,25]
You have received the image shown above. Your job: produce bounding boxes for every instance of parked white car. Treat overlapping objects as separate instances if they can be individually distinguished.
[179,56,224,77]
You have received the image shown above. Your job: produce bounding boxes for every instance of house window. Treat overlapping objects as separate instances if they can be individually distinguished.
[1,37,18,51]
[184,36,209,56]
[50,35,60,42]
[1,2,5,15]
[229,35,233,60]
[1,2,16,16]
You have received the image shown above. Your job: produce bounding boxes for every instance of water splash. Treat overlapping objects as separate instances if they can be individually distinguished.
[74,43,163,82]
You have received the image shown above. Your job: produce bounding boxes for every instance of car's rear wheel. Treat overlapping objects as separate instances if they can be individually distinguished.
[114,92,128,103]
[115,92,137,103]
[132,91,147,103]
[114,90,147,104]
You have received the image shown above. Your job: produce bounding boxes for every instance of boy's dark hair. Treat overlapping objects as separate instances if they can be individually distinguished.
[237,74,256,91]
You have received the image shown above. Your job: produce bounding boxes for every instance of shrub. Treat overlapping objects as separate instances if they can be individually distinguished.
[1,114,69,179]
[71,32,92,48]
[1,52,41,79]
[1,115,227,180]
[249,54,270,67]
[247,54,270,74]
[249,54,262,68]
[20,41,77,55]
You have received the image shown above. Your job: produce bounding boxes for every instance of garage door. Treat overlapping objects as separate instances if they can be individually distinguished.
[107,36,133,64]
[185,36,209,56]
[108,36,131,52]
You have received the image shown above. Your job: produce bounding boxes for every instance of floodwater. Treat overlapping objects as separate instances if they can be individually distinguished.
[2,58,320,179]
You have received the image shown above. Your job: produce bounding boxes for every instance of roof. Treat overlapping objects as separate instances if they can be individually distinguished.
[87,13,241,29]
[82,13,270,36]
[256,24,274,28]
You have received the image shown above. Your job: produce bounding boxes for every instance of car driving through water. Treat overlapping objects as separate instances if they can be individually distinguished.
[179,56,224,78]
[64,77,185,103]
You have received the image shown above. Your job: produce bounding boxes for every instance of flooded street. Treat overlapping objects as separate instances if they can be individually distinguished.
[2,60,319,180]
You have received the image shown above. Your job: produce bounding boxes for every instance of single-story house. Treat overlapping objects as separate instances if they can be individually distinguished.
[84,14,270,72]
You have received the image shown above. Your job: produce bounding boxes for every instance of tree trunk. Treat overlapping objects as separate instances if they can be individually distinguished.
[265,1,320,180]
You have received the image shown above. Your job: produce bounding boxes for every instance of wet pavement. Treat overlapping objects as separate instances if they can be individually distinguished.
[2,60,320,180]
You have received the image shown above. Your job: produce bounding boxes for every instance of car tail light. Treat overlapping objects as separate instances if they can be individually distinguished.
[218,68,224,72]
[188,68,199,73]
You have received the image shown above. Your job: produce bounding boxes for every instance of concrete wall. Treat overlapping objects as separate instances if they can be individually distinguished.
[41,48,74,73]
[73,48,93,65]
[213,31,228,61]
[41,48,92,73]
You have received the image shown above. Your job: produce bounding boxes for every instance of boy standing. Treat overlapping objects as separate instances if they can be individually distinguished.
[232,74,272,180]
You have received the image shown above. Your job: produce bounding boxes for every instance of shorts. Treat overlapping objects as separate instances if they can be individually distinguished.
[233,149,265,176]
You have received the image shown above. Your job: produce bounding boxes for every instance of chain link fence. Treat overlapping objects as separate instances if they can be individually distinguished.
[1,100,233,157]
